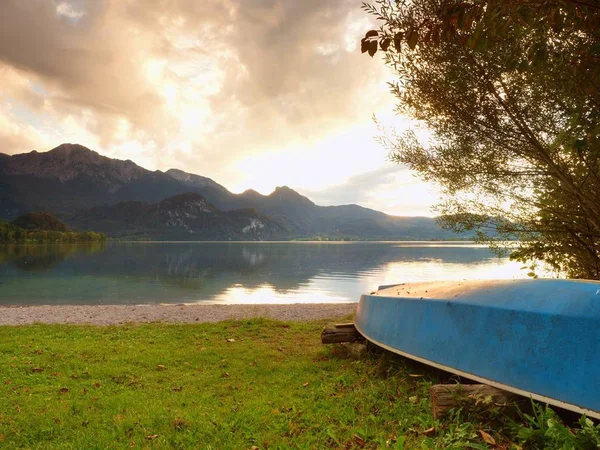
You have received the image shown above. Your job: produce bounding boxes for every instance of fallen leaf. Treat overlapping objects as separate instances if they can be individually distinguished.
[422,427,436,436]
[172,386,183,391]
[226,338,235,343]
[145,434,159,440]
[31,367,44,373]
[156,364,167,370]
[353,434,366,447]
[223,372,230,378]
[409,374,424,377]
[200,347,207,351]
[479,430,496,446]
[3,380,10,385]
[59,387,69,394]
[302,382,309,387]
[0,434,5,441]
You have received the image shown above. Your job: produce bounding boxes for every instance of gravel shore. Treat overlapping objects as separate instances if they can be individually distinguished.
[0,303,357,326]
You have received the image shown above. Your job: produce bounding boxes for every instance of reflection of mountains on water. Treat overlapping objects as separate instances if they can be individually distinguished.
[0,243,105,273]
[0,243,503,301]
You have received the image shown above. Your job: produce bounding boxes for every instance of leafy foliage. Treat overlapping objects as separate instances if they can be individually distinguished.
[12,212,69,232]
[0,219,105,243]
[362,0,600,278]
[515,402,600,449]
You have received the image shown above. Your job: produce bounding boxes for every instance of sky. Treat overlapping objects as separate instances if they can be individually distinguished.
[0,0,441,216]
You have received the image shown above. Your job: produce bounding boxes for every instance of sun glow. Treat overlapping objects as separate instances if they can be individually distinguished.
[0,1,442,216]
[213,284,349,304]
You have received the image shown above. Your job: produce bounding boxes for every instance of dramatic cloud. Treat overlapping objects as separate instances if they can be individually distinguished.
[0,0,437,216]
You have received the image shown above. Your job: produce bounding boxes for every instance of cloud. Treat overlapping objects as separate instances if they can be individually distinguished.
[300,163,442,216]
[0,0,435,214]
[0,0,389,152]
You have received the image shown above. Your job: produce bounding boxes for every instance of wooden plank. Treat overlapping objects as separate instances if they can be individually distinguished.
[321,325,364,344]
[430,384,521,419]
[334,323,356,329]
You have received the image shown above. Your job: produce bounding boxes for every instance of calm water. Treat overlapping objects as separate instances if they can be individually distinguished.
[0,242,527,305]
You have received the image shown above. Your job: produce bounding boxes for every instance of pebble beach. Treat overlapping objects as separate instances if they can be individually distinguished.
[0,303,357,326]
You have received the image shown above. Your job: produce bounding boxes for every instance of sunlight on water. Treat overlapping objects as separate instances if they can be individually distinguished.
[209,253,528,304]
[213,284,351,304]
[378,258,528,284]
[0,242,538,305]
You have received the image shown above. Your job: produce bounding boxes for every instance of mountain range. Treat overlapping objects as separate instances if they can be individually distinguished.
[0,143,466,240]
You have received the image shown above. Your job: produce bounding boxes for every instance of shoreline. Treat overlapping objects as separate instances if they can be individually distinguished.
[0,303,357,326]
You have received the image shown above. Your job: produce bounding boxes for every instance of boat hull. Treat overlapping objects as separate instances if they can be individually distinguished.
[354,279,600,418]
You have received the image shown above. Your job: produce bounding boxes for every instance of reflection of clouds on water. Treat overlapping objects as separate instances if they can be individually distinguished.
[210,256,530,305]
[241,247,266,267]
[0,242,541,305]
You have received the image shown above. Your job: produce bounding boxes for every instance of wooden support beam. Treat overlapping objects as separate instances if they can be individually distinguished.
[430,384,522,419]
[334,323,357,329]
[321,323,364,344]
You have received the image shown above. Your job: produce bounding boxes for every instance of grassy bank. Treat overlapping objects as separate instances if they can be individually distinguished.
[0,320,598,449]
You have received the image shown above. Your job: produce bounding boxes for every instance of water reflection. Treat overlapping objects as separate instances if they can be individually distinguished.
[0,243,105,272]
[0,242,528,305]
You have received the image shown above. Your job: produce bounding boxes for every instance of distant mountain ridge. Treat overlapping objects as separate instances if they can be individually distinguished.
[165,168,229,194]
[0,144,146,189]
[71,192,286,240]
[0,144,465,240]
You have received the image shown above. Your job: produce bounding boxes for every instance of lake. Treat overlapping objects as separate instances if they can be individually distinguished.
[0,242,528,306]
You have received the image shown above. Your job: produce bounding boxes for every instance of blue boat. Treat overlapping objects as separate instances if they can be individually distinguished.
[354,279,600,419]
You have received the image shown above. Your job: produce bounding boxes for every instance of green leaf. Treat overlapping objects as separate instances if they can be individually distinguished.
[517,59,529,72]
[406,30,418,50]
[506,59,519,70]
[574,139,587,150]
[368,40,378,57]
[360,39,369,54]
[380,38,392,52]
[466,34,477,49]
[533,49,547,65]
[394,32,403,50]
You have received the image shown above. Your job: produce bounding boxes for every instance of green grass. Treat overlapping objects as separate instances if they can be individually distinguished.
[0,320,599,449]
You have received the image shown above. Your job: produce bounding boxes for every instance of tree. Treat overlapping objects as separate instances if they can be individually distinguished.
[12,212,69,232]
[361,0,600,278]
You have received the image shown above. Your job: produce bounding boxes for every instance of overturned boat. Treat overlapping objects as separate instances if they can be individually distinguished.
[354,279,600,419]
